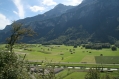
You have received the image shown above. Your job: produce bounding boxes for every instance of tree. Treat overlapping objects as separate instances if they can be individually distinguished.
[6,21,35,52]
[111,45,117,51]
[73,45,77,48]
[85,68,116,79]
[0,49,31,79]
[0,21,35,79]
[115,41,119,47]
[85,68,100,79]
[102,74,112,79]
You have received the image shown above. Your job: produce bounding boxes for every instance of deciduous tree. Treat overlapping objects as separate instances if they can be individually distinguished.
[0,21,35,79]
[6,21,35,52]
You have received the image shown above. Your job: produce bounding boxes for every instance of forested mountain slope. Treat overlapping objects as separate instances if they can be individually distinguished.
[0,0,119,45]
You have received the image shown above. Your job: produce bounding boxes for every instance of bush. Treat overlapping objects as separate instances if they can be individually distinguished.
[111,46,117,51]
[0,49,30,79]
[115,41,119,47]
[85,44,92,49]
[73,45,77,48]
[91,45,102,50]
[85,68,100,79]
[85,44,102,50]
[102,43,110,48]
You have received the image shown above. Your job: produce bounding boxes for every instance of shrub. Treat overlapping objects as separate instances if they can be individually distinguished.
[91,44,102,50]
[102,43,110,48]
[85,44,92,49]
[100,54,103,56]
[0,49,30,79]
[115,41,119,47]
[111,46,117,51]
[73,45,77,48]
[85,68,100,79]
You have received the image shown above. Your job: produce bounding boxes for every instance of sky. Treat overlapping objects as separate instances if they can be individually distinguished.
[0,0,83,30]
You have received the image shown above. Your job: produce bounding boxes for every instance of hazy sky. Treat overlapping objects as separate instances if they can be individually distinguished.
[0,0,83,30]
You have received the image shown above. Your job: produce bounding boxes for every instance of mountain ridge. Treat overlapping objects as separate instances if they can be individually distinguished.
[1,0,119,45]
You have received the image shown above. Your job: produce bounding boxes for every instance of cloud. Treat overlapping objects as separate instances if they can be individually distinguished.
[42,0,57,6]
[12,0,25,19]
[13,11,18,15]
[29,6,45,12]
[63,0,83,6]
[0,13,11,30]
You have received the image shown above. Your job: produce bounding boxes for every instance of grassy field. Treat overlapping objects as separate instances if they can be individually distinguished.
[95,56,119,64]
[56,69,119,79]
[63,72,86,79]
[1,44,119,64]
[1,44,119,78]
[13,44,119,64]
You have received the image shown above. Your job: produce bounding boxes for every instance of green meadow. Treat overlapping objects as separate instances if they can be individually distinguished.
[13,44,119,64]
[56,69,86,79]
[56,69,119,79]
[1,44,119,79]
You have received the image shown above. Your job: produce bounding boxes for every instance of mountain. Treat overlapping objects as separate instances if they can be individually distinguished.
[16,4,75,24]
[1,0,119,45]
[0,4,75,43]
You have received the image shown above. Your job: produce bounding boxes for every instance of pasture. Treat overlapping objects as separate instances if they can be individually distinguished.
[1,44,119,79]
[13,44,119,64]
[57,69,119,79]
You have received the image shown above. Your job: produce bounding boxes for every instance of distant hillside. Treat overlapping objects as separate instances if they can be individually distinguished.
[0,0,119,45]
[16,3,75,24]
